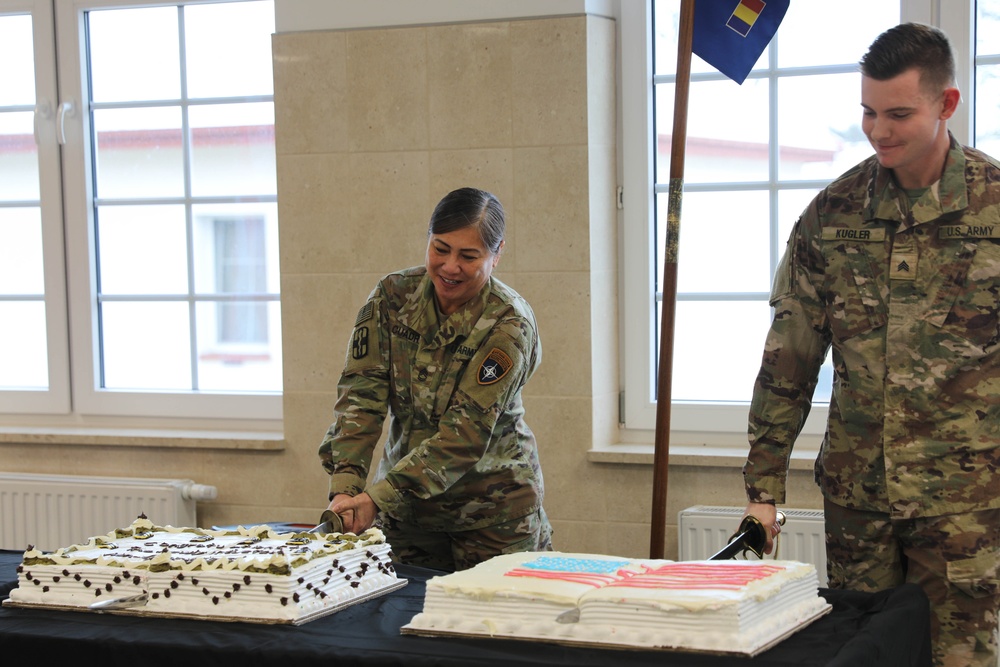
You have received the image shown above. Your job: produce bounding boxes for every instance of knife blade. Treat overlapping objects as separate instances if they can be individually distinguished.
[555,608,580,624]
[89,593,148,611]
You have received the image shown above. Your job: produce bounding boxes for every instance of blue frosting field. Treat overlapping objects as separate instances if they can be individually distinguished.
[522,557,628,574]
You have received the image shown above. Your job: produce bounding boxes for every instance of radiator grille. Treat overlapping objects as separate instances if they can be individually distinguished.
[0,472,217,551]
[678,505,827,585]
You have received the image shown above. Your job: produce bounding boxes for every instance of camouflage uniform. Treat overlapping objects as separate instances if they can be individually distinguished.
[745,135,1000,666]
[319,266,551,571]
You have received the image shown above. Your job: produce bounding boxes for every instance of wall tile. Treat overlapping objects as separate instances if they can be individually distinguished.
[346,27,429,152]
[343,151,433,273]
[510,17,588,147]
[525,396,602,522]
[283,390,341,454]
[427,148,515,207]
[513,145,591,273]
[513,271,592,397]
[276,153,355,274]
[550,519,609,554]
[272,31,349,155]
[427,23,513,149]
[280,272,375,394]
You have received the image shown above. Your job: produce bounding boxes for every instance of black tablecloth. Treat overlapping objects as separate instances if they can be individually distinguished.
[0,550,931,666]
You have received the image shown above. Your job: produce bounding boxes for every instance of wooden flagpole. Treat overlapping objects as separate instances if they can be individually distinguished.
[649,0,694,560]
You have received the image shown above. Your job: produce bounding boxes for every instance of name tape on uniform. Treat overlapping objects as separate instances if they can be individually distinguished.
[821,228,886,242]
[938,225,1000,239]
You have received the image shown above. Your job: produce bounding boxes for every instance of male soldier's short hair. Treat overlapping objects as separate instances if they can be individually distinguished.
[860,22,956,95]
[428,187,505,254]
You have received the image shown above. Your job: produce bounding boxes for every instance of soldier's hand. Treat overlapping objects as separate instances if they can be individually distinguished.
[330,492,378,534]
[742,501,780,554]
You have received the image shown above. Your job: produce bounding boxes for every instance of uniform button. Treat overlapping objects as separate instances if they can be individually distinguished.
[418,369,428,381]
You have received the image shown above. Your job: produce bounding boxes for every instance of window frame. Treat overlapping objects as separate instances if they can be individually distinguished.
[1,0,70,415]
[0,0,281,430]
[617,0,974,447]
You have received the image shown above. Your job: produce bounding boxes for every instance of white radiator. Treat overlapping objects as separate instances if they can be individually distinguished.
[0,472,218,552]
[678,505,828,586]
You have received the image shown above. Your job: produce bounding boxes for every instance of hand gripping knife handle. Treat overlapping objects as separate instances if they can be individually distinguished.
[708,511,786,560]
[308,509,345,535]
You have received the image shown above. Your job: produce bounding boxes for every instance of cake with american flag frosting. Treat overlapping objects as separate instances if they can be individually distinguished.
[403,551,830,656]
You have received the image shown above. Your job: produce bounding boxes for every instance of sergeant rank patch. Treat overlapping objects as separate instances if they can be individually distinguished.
[478,347,513,385]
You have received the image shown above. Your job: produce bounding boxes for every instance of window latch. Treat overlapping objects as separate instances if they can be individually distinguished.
[56,101,75,145]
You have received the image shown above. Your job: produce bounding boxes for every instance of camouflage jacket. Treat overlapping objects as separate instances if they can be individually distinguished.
[318,267,544,530]
[745,135,1000,519]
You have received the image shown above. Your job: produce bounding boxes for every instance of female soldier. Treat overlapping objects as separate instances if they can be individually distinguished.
[318,187,552,572]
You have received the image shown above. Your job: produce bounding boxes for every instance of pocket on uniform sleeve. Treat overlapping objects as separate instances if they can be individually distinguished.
[947,549,1000,599]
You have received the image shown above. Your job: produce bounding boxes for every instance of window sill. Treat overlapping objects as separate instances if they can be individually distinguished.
[587,441,818,471]
[0,427,285,451]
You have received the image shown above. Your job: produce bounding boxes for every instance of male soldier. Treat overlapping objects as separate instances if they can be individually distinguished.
[742,23,1000,666]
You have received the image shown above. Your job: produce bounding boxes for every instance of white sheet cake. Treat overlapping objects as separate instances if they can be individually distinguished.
[403,551,830,655]
[6,515,403,624]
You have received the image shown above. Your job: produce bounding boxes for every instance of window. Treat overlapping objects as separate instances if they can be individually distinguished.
[619,1,979,442]
[1,0,279,428]
[977,2,1000,152]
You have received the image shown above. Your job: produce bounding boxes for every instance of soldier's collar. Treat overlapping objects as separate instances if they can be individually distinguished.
[398,274,490,346]
[866,134,968,227]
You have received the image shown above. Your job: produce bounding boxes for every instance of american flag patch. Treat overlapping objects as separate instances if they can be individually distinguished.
[355,302,373,326]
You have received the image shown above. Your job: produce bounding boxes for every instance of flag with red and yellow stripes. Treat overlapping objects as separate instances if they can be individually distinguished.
[692,0,789,84]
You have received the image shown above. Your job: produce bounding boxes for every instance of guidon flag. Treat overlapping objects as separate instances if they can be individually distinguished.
[692,0,790,84]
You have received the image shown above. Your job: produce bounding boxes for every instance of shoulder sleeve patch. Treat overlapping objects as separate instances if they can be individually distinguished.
[478,347,513,385]
[355,302,374,326]
[350,325,371,360]
[344,299,383,374]
[458,333,529,413]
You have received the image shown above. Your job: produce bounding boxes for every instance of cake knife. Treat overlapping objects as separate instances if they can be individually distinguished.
[308,509,345,534]
[89,593,148,611]
[708,511,785,560]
